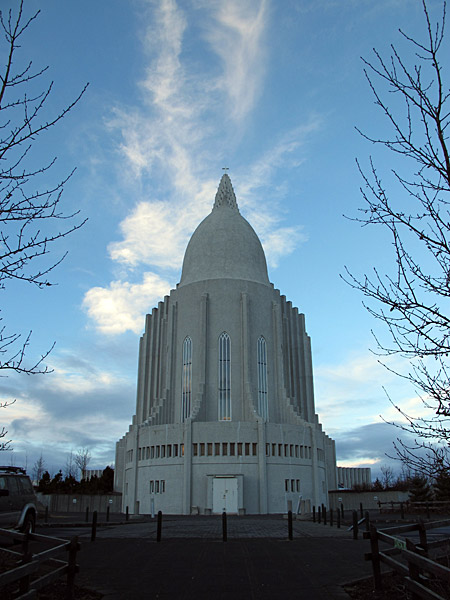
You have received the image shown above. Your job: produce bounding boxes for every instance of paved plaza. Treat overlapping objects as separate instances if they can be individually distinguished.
[38,514,373,599]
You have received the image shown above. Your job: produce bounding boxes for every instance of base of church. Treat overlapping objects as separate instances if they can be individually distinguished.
[115,419,335,515]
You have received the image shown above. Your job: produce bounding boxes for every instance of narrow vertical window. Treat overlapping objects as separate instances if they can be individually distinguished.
[218,332,231,420]
[257,336,268,420]
[182,337,192,421]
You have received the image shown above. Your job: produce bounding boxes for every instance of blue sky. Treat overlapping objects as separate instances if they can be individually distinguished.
[1,0,447,480]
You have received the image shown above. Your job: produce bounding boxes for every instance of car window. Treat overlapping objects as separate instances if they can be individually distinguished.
[5,477,20,494]
[0,477,6,490]
[18,477,33,494]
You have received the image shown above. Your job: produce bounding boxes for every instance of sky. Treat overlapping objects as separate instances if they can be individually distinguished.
[1,0,448,481]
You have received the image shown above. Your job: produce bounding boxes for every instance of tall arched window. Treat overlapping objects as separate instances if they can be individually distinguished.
[257,336,268,420]
[181,337,192,421]
[218,332,231,420]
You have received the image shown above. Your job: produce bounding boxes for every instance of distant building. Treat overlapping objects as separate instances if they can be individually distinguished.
[336,467,371,489]
[115,175,337,514]
[84,469,105,481]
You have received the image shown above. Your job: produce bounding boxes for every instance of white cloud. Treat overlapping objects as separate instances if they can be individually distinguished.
[82,272,173,335]
[205,0,269,122]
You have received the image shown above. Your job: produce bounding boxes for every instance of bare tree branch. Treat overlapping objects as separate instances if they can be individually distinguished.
[343,0,450,474]
[0,1,87,447]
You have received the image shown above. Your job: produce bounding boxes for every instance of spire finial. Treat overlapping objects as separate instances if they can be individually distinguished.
[214,172,238,211]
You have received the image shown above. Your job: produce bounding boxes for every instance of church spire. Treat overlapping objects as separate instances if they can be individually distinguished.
[213,173,239,211]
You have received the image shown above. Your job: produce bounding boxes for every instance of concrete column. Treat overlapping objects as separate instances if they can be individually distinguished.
[182,419,192,514]
[240,292,252,420]
[309,425,321,506]
[257,421,268,513]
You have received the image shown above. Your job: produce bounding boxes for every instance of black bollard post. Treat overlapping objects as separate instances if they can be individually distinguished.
[222,511,227,542]
[330,508,333,527]
[91,511,98,542]
[318,505,321,524]
[400,502,404,520]
[360,502,363,519]
[45,505,49,524]
[352,510,358,540]
[313,506,316,523]
[323,505,327,526]
[106,506,110,522]
[156,510,162,542]
[341,503,344,518]
[126,506,129,521]
[337,508,341,529]
[85,507,89,523]
[288,510,293,540]
[365,510,370,532]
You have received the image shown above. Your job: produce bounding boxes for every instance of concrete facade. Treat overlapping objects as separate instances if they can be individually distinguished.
[115,175,337,514]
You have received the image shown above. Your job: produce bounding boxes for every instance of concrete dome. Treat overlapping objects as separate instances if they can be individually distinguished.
[179,175,270,287]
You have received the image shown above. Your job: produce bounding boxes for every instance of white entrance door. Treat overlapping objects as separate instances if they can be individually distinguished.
[212,477,238,514]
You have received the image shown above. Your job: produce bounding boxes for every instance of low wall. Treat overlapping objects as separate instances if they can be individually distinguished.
[328,489,409,511]
[37,492,123,513]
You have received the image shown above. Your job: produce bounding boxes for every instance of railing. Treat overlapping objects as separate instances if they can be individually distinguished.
[378,500,450,517]
[364,519,450,600]
[0,528,79,600]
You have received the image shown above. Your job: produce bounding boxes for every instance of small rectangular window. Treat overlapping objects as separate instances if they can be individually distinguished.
[155,481,160,493]
[266,443,270,457]
[295,445,299,458]
[156,446,160,459]
[215,443,220,456]
[284,444,289,457]
[150,481,154,493]
[252,443,257,456]
[161,480,165,493]
[222,442,228,456]
[285,479,289,492]
[245,442,250,456]
[181,444,184,456]
[161,445,166,458]
[272,443,276,456]
[146,446,150,459]
[278,444,283,457]
[200,443,205,456]
[290,444,294,457]
[230,443,235,456]
[296,480,300,492]
[300,446,304,458]
[193,443,198,456]
[174,444,178,457]
[167,445,172,458]
[151,446,155,459]
[309,446,312,459]
[237,442,243,456]
[207,443,213,456]
[291,479,295,492]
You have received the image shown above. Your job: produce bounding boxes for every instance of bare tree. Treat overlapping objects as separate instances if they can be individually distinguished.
[74,448,91,480]
[380,465,395,489]
[0,2,87,446]
[64,451,76,479]
[343,1,450,476]
[32,453,45,483]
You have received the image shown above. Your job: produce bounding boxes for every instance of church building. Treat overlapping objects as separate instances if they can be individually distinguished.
[115,174,337,514]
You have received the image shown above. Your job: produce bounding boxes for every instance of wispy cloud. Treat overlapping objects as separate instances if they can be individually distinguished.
[204,0,269,122]
[315,351,425,432]
[84,0,318,334]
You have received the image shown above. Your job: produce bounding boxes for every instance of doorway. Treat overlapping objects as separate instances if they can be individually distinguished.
[212,477,238,514]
